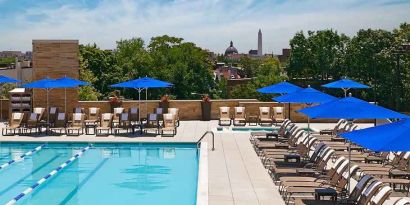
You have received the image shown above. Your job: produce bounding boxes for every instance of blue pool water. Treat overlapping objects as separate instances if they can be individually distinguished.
[0,143,199,205]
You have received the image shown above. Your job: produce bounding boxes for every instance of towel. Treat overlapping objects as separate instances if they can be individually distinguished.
[164,113,173,120]
[13,113,22,119]
[50,107,57,114]
[114,107,124,114]
[274,107,283,113]
[74,113,82,121]
[236,107,244,112]
[121,113,129,121]
[168,108,177,115]
[260,107,269,113]
[130,108,138,114]
[34,107,43,114]
[90,108,97,114]
[149,114,157,121]
[103,113,111,120]
[155,108,163,114]
[57,113,65,120]
[75,108,81,113]
[30,113,37,120]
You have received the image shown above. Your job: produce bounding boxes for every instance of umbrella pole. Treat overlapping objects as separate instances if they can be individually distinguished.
[138,89,141,122]
[0,84,2,121]
[288,102,291,120]
[46,89,49,133]
[145,88,148,118]
[348,142,352,195]
[64,88,67,114]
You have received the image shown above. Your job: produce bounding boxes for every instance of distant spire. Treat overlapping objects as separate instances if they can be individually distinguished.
[258,29,262,56]
[230,41,233,47]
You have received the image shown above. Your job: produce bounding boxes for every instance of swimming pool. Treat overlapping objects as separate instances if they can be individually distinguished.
[216,127,315,132]
[0,142,199,205]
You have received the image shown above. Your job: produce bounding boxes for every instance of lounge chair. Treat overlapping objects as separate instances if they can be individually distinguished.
[86,107,100,124]
[394,198,410,205]
[113,113,131,135]
[48,107,59,125]
[273,107,285,124]
[218,106,231,126]
[259,107,273,126]
[2,112,24,135]
[129,107,141,134]
[96,113,113,136]
[33,107,45,122]
[168,108,180,127]
[112,107,124,127]
[155,107,164,120]
[161,113,177,136]
[49,113,67,135]
[143,113,160,134]
[73,107,85,114]
[233,107,246,126]
[320,119,346,135]
[66,113,84,136]
[22,112,40,134]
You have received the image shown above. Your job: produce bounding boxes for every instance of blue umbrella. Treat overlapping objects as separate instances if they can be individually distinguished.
[56,77,89,113]
[23,78,61,125]
[257,81,302,119]
[322,78,370,97]
[0,75,20,120]
[341,118,410,152]
[111,77,173,120]
[298,96,408,119]
[257,81,302,94]
[274,86,337,131]
[273,87,337,104]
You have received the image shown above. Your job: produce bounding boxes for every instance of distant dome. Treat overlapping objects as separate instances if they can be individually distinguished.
[225,41,238,55]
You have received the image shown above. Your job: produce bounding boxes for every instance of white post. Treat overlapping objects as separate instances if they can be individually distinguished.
[64,88,67,114]
[145,88,148,118]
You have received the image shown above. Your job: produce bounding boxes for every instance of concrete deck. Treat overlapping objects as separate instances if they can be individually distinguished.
[0,121,406,204]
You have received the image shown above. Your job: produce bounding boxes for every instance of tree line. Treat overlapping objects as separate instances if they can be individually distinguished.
[79,23,409,111]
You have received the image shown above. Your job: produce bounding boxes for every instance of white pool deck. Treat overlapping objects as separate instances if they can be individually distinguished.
[0,121,406,205]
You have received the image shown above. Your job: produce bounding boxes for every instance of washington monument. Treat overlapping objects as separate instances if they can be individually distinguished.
[258,29,262,56]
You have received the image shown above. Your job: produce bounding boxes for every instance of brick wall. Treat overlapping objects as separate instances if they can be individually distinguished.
[32,40,79,114]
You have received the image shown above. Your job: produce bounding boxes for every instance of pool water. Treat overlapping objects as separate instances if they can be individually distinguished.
[0,143,199,205]
[217,127,314,132]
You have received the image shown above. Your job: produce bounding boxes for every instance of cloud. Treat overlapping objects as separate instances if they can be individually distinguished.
[0,0,409,54]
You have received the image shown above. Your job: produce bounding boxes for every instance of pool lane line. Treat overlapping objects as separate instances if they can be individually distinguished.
[5,145,92,205]
[0,154,61,196]
[0,144,47,170]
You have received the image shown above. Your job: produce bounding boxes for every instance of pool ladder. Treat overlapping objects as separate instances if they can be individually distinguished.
[197,131,215,151]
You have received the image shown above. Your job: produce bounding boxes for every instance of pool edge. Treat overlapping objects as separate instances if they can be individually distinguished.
[196,142,208,205]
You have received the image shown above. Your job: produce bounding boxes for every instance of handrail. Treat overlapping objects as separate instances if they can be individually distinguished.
[197,131,215,151]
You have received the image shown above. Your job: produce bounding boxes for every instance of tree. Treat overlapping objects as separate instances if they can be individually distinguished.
[231,57,286,100]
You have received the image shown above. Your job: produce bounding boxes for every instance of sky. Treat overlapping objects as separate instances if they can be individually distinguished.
[0,0,409,54]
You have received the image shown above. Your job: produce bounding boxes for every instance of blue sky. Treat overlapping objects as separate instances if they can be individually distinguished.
[0,0,409,53]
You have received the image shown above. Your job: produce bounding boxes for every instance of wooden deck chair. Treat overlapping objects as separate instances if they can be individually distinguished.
[168,108,180,127]
[86,107,100,124]
[161,113,176,136]
[143,113,160,134]
[155,107,164,120]
[273,107,285,124]
[114,113,131,135]
[73,107,84,114]
[128,107,141,133]
[66,113,84,136]
[369,185,392,205]
[357,180,384,205]
[23,112,40,134]
[33,107,45,122]
[233,107,246,126]
[112,107,124,127]
[49,113,67,135]
[48,107,59,125]
[96,113,113,136]
[394,198,410,205]
[2,112,24,135]
[259,107,273,126]
[218,106,231,126]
